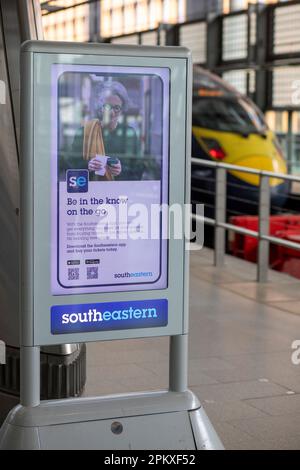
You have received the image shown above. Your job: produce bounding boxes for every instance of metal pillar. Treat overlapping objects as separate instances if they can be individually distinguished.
[257,175,270,283]
[255,4,269,111]
[89,0,101,42]
[165,23,179,46]
[206,12,222,73]
[169,335,188,393]
[20,346,40,407]
[17,0,44,42]
[287,111,294,174]
[214,167,227,267]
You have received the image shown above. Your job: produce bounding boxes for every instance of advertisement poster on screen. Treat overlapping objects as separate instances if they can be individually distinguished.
[51,64,170,295]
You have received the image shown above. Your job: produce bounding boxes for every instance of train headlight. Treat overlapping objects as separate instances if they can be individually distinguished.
[202,138,227,161]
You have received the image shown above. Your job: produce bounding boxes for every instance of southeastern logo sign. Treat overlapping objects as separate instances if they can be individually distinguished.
[51,299,168,335]
[67,169,89,193]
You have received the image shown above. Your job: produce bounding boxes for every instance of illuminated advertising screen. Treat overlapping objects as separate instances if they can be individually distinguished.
[51,65,169,295]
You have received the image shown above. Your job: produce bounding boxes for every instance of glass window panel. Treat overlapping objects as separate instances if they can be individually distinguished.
[141,31,158,46]
[273,67,300,108]
[136,1,149,32]
[101,11,111,38]
[41,4,89,42]
[179,22,207,64]
[148,0,162,29]
[111,34,139,45]
[223,69,247,95]
[102,0,111,10]
[124,5,136,34]
[111,7,123,36]
[273,3,300,55]
[163,0,178,23]
[222,14,248,61]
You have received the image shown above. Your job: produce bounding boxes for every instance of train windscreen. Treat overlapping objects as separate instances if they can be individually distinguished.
[193,97,267,136]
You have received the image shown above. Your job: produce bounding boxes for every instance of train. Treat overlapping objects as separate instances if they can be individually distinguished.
[191,66,290,217]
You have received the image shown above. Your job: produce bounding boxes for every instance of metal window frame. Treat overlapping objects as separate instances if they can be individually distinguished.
[40,1,300,112]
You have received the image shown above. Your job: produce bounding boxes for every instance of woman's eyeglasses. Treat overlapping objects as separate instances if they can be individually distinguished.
[103,103,122,114]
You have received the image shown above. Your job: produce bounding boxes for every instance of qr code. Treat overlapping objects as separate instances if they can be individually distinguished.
[87,267,99,280]
[68,268,79,281]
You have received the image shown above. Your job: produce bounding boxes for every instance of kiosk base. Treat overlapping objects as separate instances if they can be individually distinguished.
[0,390,223,450]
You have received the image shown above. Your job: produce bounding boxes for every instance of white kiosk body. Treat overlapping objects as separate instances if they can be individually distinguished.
[0,41,223,450]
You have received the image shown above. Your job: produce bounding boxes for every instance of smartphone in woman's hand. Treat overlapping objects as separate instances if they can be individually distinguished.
[107,157,119,167]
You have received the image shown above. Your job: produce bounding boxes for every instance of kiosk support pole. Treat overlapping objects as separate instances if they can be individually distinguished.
[169,335,188,392]
[20,346,40,407]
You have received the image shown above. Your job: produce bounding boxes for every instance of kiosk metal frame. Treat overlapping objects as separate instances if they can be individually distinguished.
[0,41,223,450]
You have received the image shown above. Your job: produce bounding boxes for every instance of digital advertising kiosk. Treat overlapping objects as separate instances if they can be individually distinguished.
[0,41,223,450]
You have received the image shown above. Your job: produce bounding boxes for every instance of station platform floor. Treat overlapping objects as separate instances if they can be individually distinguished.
[84,247,300,450]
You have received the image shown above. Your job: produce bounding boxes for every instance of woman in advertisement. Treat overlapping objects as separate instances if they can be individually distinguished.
[60,80,145,181]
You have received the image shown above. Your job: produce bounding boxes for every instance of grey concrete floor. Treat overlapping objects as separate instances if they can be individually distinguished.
[84,248,300,450]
